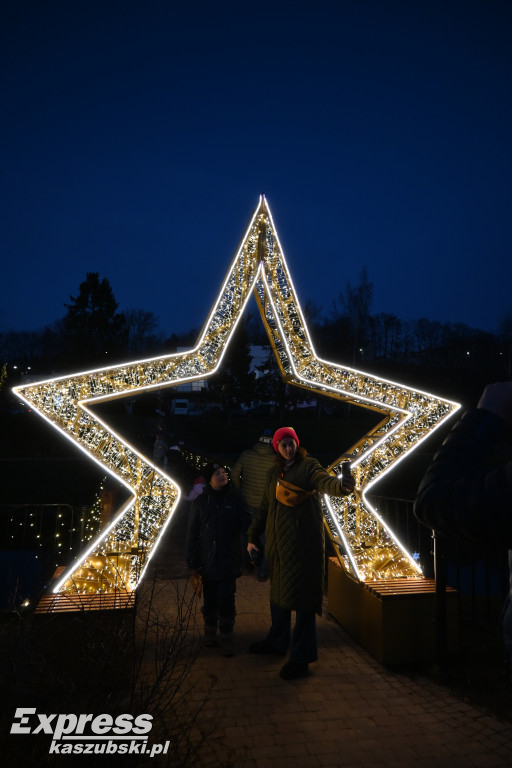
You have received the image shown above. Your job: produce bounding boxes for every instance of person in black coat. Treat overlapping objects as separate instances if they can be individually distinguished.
[414,381,512,663]
[186,461,251,656]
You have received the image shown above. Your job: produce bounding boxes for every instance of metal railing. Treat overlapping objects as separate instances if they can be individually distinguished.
[0,503,84,557]
[2,497,509,627]
[0,503,101,610]
[369,495,510,627]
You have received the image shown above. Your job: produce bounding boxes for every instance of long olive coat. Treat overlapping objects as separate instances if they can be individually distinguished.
[248,455,349,615]
[231,439,276,510]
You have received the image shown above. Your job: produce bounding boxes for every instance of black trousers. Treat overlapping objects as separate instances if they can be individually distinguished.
[202,578,237,634]
[266,602,318,664]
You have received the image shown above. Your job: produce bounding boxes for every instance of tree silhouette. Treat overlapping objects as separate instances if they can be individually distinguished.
[0,266,507,406]
[59,272,127,367]
[124,308,161,356]
[339,267,373,364]
[208,318,255,412]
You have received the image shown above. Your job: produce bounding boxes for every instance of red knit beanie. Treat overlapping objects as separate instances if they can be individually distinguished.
[272,427,300,452]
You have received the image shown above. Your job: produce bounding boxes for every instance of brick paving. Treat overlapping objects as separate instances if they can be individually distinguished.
[148,502,512,767]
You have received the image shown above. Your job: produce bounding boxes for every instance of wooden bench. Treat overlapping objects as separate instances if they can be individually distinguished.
[327,557,458,665]
[35,590,135,613]
[35,567,135,613]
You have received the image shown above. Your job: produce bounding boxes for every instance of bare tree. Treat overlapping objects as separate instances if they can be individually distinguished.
[125,308,161,355]
[338,267,373,363]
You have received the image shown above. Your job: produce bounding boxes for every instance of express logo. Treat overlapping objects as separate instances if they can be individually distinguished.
[10,709,168,757]
[11,709,153,739]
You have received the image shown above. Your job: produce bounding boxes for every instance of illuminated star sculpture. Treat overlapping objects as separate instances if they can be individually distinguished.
[14,196,460,600]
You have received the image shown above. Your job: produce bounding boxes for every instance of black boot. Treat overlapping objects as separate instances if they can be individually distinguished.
[279,661,309,680]
[204,625,217,647]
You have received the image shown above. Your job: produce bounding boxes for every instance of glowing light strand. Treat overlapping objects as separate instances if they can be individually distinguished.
[13,195,460,597]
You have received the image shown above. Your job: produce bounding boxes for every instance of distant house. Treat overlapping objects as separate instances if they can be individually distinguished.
[249,345,271,378]
[171,398,189,415]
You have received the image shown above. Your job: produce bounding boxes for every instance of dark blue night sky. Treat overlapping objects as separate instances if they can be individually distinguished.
[2,0,511,337]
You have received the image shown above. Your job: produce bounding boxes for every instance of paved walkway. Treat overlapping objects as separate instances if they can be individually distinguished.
[148,503,512,768]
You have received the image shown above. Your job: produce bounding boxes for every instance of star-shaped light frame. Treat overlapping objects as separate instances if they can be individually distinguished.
[14,196,460,598]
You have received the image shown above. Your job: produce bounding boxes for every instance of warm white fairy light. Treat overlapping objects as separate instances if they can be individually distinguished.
[250,199,459,579]
[82,480,105,544]
[13,195,460,600]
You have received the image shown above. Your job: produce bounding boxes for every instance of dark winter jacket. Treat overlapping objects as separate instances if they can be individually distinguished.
[414,407,512,658]
[186,482,251,580]
[231,438,276,510]
[248,455,351,615]
[414,409,512,544]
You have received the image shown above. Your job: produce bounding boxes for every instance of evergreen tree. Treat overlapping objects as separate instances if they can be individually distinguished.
[59,272,127,367]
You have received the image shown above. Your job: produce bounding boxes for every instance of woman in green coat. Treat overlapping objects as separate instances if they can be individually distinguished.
[247,427,355,680]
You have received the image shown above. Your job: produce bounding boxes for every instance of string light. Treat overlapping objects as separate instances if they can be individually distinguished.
[13,196,460,599]
[6,504,78,556]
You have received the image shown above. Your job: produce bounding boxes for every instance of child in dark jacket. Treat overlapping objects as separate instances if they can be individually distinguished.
[186,462,251,656]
